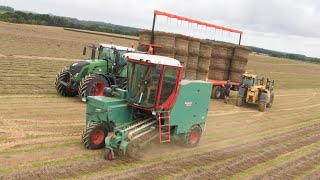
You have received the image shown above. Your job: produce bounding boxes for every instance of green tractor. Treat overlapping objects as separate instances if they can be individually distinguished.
[81,53,212,160]
[55,43,135,101]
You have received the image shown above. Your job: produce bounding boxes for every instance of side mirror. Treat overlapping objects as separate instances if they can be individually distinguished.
[83,47,86,56]
[156,64,163,74]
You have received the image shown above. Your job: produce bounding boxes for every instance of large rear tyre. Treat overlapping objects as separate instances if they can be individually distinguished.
[55,67,78,97]
[259,101,267,112]
[211,86,225,99]
[236,96,244,107]
[82,121,108,149]
[78,74,109,100]
[267,93,274,108]
[184,125,202,148]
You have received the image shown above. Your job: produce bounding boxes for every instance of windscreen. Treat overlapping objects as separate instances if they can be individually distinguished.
[127,61,160,109]
[242,77,255,87]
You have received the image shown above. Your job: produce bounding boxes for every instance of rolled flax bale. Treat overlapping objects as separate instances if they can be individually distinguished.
[199,40,212,58]
[229,69,245,82]
[185,69,197,80]
[174,54,188,78]
[186,55,198,71]
[208,67,228,81]
[211,42,229,59]
[233,45,251,60]
[137,30,152,52]
[153,31,176,55]
[230,56,249,72]
[188,37,200,56]
[210,57,231,71]
[175,34,189,56]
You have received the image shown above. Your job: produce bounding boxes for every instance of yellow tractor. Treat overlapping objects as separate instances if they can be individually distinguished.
[236,73,274,112]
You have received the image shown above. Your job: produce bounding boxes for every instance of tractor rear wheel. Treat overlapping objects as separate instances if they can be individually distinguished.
[55,67,78,97]
[259,101,267,112]
[211,86,224,99]
[184,125,202,148]
[78,74,109,99]
[236,96,244,107]
[82,121,108,149]
[267,93,274,108]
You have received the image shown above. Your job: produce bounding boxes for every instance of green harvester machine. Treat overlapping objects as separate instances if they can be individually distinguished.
[82,53,212,160]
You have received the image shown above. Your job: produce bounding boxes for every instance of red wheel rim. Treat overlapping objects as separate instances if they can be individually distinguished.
[90,82,105,96]
[108,151,114,160]
[189,130,199,145]
[92,130,104,145]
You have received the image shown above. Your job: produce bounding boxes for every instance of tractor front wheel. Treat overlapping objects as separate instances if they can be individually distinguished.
[259,101,267,112]
[104,149,115,160]
[236,96,244,107]
[55,67,78,97]
[78,74,109,100]
[82,121,108,149]
[184,125,202,148]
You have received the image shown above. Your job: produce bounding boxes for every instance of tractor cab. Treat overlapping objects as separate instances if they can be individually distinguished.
[241,73,257,87]
[125,53,182,110]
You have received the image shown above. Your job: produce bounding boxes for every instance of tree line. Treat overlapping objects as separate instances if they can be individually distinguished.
[249,46,320,64]
[0,11,139,36]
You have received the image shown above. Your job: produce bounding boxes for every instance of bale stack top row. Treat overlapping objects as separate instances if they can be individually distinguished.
[137,30,251,82]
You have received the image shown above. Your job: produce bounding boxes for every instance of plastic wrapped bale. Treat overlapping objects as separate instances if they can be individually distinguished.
[233,45,251,60]
[175,54,188,78]
[175,34,189,56]
[186,55,198,71]
[137,30,152,52]
[199,40,212,58]
[229,69,245,82]
[153,31,176,54]
[210,57,231,71]
[230,57,249,72]
[188,37,200,56]
[185,69,197,80]
[208,68,228,81]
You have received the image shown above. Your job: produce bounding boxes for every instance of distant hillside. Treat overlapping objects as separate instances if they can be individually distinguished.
[0,10,139,36]
[0,5,319,64]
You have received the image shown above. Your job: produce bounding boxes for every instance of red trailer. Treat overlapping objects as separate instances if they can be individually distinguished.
[207,79,241,99]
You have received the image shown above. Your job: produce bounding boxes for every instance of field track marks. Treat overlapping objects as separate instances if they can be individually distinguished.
[252,149,320,179]
[0,53,77,61]
[89,124,320,179]
[3,124,320,179]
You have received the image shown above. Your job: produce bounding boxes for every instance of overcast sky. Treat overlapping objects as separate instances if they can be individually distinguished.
[1,0,320,57]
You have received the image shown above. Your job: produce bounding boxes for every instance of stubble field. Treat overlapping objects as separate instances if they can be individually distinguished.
[0,22,320,179]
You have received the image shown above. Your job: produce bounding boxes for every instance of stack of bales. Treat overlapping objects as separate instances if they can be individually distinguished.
[174,34,189,78]
[197,40,212,81]
[137,30,152,52]
[229,46,251,82]
[185,37,200,80]
[209,43,235,80]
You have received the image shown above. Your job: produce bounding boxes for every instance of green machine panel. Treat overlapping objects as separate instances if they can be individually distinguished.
[170,80,212,134]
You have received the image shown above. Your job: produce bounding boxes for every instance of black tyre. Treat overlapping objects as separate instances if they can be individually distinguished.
[259,101,267,112]
[55,67,78,97]
[82,121,108,149]
[184,125,202,148]
[211,86,225,99]
[236,96,244,107]
[104,149,115,160]
[267,93,274,108]
[78,74,109,99]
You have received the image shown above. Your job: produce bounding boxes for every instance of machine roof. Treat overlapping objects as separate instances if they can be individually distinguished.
[99,43,135,51]
[123,53,182,67]
[243,73,257,78]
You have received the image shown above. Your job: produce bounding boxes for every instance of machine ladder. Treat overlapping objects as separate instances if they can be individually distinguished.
[158,111,171,143]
